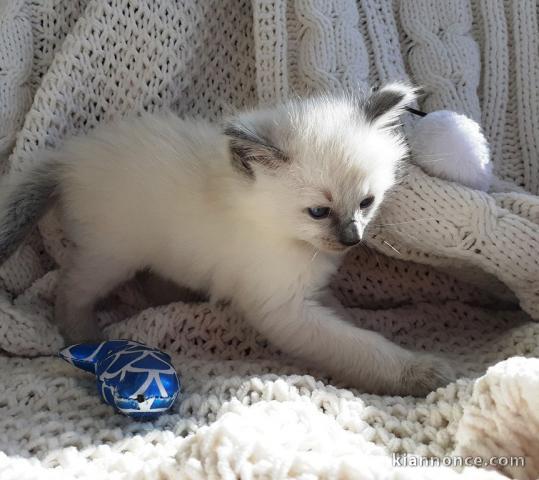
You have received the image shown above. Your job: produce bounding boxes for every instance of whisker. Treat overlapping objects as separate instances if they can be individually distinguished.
[388,229,423,247]
[412,152,455,158]
[372,217,437,227]
[414,159,451,165]
[383,240,401,255]
[424,149,450,159]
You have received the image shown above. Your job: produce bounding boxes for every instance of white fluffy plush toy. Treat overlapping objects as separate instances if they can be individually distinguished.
[406,108,493,191]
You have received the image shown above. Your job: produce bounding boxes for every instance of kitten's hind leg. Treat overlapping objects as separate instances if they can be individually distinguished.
[55,249,136,344]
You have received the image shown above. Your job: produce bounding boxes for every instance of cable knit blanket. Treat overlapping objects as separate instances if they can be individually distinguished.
[1,0,538,479]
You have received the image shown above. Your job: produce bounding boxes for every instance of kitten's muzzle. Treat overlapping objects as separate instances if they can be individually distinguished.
[338,220,362,246]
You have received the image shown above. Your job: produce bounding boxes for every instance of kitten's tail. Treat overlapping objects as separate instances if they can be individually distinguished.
[0,159,60,264]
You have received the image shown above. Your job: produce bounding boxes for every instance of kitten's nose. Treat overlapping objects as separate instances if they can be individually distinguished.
[339,220,362,246]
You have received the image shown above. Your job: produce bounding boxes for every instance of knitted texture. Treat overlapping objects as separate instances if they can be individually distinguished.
[0,0,539,479]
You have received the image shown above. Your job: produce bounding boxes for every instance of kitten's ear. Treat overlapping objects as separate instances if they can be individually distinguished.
[362,83,418,126]
[224,119,288,177]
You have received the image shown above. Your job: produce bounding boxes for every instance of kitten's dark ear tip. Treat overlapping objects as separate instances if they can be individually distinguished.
[224,117,288,177]
[384,82,418,102]
[363,82,419,125]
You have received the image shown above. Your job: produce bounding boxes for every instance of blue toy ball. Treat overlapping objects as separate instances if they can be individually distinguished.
[59,340,180,419]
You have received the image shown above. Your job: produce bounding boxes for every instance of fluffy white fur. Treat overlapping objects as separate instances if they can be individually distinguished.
[1,86,455,395]
[409,110,493,191]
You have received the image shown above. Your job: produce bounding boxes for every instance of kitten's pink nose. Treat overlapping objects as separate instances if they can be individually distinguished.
[339,220,362,246]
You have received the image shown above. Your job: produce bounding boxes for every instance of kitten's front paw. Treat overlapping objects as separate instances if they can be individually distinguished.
[399,353,456,397]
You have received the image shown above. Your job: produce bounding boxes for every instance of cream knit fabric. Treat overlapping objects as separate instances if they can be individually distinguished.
[1,0,539,479]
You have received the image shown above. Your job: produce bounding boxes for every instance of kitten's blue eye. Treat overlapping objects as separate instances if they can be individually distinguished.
[360,196,375,209]
[307,207,330,219]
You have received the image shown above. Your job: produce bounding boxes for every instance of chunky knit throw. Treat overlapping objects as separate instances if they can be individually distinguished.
[0,0,538,478]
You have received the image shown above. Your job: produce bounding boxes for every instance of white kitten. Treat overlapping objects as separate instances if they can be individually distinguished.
[0,84,454,395]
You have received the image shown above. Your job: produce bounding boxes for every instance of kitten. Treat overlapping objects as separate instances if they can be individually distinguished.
[0,84,454,395]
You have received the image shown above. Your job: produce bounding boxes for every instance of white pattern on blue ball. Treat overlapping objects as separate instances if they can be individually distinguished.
[59,340,180,419]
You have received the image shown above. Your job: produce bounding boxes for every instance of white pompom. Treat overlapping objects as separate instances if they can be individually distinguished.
[408,110,493,191]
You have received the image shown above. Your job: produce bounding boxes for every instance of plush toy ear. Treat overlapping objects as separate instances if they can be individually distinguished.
[59,343,104,374]
[362,83,418,127]
[58,340,130,374]
[224,118,288,177]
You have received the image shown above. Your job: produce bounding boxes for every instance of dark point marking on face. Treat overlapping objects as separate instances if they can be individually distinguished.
[338,220,361,246]
[328,212,362,248]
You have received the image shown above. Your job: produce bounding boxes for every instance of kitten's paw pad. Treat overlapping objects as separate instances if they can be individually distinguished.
[400,354,456,397]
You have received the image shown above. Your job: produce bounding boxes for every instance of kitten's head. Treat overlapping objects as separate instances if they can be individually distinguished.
[224,83,416,252]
